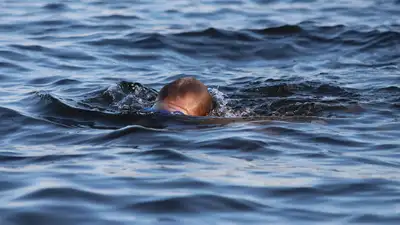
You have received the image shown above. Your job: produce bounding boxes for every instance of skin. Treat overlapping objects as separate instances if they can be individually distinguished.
[154,95,203,116]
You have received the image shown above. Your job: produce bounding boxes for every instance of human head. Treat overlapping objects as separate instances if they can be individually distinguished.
[154,77,213,116]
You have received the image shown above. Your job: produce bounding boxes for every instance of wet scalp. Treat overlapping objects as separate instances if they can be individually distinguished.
[158,77,212,116]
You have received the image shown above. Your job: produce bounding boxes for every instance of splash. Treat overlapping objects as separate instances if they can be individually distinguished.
[208,88,251,118]
[103,82,157,112]
[84,81,356,118]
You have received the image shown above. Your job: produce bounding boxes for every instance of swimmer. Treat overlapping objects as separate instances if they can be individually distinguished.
[150,77,213,116]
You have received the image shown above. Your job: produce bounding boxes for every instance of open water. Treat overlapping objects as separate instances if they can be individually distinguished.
[0,0,399,224]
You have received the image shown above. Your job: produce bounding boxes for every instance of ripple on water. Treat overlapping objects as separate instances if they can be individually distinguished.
[1,0,400,224]
[127,194,265,213]
[42,3,69,11]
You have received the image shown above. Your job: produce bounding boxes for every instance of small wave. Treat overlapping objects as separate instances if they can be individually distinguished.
[0,50,31,62]
[195,136,273,153]
[0,105,77,145]
[45,48,97,61]
[0,61,30,72]
[175,27,261,42]
[310,135,368,147]
[85,33,166,50]
[128,194,264,213]
[9,44,50,52]
[29,19,73,27]
[134,148,196,162]
[0,152,87,164]
[42,3,68,11]
[112,53,161,62]
[17,186,111,204]
[249,24,303,36]
[267,178,390,197]
[378,86,400,92]
[51,78,82,86]
[77,23,400,63]
[235,80,358,116]
[26,91,120,128]
[93,14,141,21]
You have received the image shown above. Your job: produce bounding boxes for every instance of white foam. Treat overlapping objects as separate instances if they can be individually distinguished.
[209,87,250,118]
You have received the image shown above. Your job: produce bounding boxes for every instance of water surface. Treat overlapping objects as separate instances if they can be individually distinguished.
[0,0,399,224]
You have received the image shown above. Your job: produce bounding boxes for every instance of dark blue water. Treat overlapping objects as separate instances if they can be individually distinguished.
[1,0,399,224]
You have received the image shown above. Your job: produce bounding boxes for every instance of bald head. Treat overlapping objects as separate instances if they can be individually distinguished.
[155,77,212,116]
